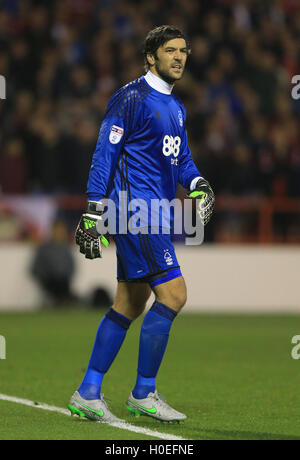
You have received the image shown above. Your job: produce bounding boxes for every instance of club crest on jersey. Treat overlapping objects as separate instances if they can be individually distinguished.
[109,125,124,144]
[178,110,183,127]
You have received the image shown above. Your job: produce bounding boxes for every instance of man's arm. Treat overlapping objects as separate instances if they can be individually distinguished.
[76,87,138,258]
[87,92,130,201]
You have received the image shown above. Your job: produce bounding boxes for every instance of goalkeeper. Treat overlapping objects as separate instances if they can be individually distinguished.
[68,25,214,423]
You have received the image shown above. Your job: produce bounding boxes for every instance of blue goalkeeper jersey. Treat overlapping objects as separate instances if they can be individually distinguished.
[87,73,201,231]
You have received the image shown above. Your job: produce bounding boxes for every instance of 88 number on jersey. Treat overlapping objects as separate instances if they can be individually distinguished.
[162,135,181,158]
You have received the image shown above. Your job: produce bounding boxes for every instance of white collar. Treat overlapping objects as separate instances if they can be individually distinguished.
[144,70,174,95]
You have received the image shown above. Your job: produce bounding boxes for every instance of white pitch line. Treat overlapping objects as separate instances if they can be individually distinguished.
[0,393,187,441]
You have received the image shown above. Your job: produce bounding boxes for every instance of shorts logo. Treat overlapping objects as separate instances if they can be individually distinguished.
[164,249,173,266]
[109,125,124,144]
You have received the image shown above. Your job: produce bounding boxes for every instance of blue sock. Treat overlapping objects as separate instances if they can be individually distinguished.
[132,301,177,399]
[78,308,131,400]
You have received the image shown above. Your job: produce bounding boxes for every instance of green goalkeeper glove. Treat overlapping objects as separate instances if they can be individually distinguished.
[75,201,109,259]
[187,178,215,226]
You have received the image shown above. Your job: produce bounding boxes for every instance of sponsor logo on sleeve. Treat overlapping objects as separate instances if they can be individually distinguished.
[109,125,124,144]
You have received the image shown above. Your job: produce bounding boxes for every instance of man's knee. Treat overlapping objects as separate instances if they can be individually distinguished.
[113,283,152,321]
[113,298,147,321]
[153,277,187,312]
[158,290,186,311]
[127,296,149,319]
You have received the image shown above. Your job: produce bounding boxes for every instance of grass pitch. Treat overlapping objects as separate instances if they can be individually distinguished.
[0,310,300,440]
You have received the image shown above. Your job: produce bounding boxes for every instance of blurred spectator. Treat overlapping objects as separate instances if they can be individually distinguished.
[30,219,76,306]
[61,118,97,193]
[0,138,28,193]
[28,119,64,193]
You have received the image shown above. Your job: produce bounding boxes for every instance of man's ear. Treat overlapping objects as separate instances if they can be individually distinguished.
[146,53,156,67]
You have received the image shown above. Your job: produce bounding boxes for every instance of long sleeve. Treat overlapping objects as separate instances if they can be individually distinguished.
[86,86,139,201]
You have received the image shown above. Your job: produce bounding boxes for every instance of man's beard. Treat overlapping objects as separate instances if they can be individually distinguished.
[154,61,183,85]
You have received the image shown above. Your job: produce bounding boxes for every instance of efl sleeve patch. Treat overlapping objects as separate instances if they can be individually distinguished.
[109,125,124,144]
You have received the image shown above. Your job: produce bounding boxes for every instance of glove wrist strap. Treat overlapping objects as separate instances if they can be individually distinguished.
[196,178,208,188]
[87,200,104,216]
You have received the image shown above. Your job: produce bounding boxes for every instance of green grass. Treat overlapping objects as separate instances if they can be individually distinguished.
[0,310,300,440]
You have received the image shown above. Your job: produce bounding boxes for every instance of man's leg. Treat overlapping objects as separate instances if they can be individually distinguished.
[126,275,187,421]
[132,276,187,399]
[77,282,151,400]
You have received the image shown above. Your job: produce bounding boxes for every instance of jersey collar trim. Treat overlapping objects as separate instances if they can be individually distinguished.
[144,71,174,95]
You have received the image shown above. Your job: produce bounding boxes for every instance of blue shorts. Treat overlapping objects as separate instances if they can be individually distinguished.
[113,232,182,287]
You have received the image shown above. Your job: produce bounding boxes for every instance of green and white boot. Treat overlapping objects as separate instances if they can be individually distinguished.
[68,391,124,423]
[126,390,187,423]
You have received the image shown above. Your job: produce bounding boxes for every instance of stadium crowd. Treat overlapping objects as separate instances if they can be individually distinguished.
[0,0,300,203]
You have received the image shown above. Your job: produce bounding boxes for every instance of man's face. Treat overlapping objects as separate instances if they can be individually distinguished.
[148,38,189,84]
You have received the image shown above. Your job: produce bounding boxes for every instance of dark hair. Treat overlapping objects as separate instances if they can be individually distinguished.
[142,25,190,72]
